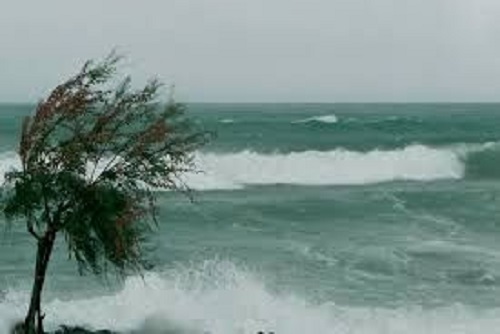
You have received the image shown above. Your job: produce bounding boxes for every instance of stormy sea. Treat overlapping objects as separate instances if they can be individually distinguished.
[2,103,500,333]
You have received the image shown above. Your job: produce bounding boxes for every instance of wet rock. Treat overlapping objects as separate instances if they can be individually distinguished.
[52,326,117,334]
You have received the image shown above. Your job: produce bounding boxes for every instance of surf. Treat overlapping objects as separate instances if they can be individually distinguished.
[3,142,500,190]
[2,259,500,334]
[184,145,464,190]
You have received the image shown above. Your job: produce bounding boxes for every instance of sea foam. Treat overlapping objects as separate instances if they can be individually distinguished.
[292,114,339,124]
[0,144,469,190]
[184,145,465,190]
[2,259,500,334]
[0,151,20,185]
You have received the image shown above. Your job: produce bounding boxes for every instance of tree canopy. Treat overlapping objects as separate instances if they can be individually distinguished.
[1,53,207,333]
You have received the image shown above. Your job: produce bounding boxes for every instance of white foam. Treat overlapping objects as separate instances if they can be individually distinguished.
[183,145,465,190]
[0,151,21,184]
[0,145,467,190]
[292,114,339,124]
[2,259,500,334]
[0,152,123,185]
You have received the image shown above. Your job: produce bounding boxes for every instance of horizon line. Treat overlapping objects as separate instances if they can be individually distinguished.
[3,101,500,105]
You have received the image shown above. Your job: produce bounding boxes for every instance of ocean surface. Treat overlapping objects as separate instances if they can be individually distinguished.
[2,103,500,333]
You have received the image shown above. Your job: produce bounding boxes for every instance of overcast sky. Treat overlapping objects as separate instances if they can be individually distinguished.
[1,0,500,102]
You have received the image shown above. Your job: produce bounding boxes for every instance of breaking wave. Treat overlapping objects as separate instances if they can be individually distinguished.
[2,259,500,334]
[3,143,500,190]
[184,144,465,190]
[292,114,339,124]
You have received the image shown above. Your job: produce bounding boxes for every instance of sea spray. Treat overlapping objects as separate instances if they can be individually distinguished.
[3,259,500,333]
[0,151,20,185]
[0,144,477,190]
[184,145,464,189]
[7,142,500,190]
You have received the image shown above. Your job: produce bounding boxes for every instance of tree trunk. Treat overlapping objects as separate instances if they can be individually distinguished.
[23,230,56,334]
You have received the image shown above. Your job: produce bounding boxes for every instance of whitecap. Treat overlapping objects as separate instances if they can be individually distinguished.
[182,145,465,190]
[3,260,500,333]
[292,114,339,124]
[219,119,235,124]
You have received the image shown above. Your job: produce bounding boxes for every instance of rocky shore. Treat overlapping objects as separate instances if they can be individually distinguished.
[52,327,116,334]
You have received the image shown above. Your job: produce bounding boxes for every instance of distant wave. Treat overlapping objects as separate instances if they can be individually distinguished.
[3,143,500,190]
[183,145,465,190]
[2,259,500,333]
[344,115,423,125]
[219,118,235,124]
[292,114,339,124]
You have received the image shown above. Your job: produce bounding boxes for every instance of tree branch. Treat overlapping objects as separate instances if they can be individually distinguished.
[27,218,42,241]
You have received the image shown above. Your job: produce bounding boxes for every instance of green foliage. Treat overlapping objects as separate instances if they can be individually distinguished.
[1,53,207,275]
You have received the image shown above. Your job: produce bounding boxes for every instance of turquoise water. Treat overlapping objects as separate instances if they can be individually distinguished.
[2,104,500,333]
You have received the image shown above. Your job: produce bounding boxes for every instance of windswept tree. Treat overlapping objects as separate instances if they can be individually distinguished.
[1,54,206,334]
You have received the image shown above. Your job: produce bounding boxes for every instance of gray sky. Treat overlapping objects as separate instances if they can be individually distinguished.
[1,0,500,102]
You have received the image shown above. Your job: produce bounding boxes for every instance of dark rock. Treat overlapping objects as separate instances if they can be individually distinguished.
[10,321,25,334]
[51,326,117,334]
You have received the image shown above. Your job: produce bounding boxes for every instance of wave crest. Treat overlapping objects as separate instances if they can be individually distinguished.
[185,145,464,190]
[2,259,500,333]
[0,145,467,190]
[6,143,500,190]
[292,114,339,124]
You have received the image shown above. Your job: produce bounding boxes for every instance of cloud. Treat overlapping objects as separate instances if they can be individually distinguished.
[1,0,500,102]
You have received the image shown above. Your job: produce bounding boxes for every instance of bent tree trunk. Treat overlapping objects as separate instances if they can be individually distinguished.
[23,231,57,334]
